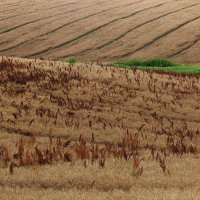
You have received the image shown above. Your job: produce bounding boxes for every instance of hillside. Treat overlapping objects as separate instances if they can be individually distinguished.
[0,0,200,64]
[0,56,200,199]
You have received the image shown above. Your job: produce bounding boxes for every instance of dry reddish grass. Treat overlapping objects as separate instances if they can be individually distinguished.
[0,56,200,199]
[0,0,200,64]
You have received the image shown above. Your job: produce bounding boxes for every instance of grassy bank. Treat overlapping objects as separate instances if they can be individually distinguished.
[115,58,200,74]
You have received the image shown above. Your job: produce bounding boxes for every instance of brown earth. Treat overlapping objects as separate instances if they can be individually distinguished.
[0,0,200,64]
[0,56,200,199]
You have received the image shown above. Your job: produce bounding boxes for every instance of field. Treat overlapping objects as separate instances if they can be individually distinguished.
[0,56,200,199]
[0,0,200,199]
[0,0,200,64]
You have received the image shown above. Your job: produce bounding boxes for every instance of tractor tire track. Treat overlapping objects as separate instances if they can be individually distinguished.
[68,3,200,58]
[25,2,169,58]
[168,37,200,58]
[0,180,132,192]
[0,0,26,8]
[118,15,200,59]
[0,7,23,14]
[0,0,64,14]
[0,0,92,22]
[0,0,144,36]
[0,2,145,52]
[0,2,103,35]
[0,40,11,46]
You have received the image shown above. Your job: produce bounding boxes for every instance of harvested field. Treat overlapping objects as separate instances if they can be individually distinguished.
[0,0,200,64]
[0,56,200,199]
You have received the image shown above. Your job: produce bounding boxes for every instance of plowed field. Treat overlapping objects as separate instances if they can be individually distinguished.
[0,0,200,63]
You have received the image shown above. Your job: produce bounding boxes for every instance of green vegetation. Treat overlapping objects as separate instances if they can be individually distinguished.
[139,65,200,74]
[115,58,200,74]
[63,56,76,64]
[116,58,176,67]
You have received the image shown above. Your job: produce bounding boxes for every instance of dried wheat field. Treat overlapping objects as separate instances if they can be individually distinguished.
[0,0,200,199]
[0,56,200,199]
[0,0,200,63]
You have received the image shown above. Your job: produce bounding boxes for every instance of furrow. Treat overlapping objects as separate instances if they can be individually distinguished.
[0,0,26,8]
[0,181,132,192]
[119,16,200,58]
[0,0,86,22]
[71,3,200,57]
[0,0,144,36]
[168,37,200,58]
[25,2,169,58]
[0,0,63,13]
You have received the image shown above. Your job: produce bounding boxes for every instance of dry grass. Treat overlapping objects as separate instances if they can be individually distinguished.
[0,56,200,199]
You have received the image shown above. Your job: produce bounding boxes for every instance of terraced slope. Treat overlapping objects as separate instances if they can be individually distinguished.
[0,0,199,64]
